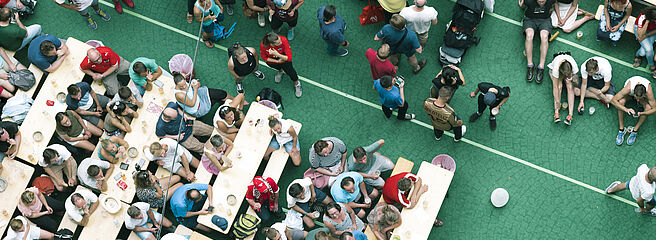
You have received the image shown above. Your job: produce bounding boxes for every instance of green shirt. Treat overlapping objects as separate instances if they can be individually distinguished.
[55,111,83,138]
[347,141,381,173]
[129,57,159,87]
[0,24,27,51]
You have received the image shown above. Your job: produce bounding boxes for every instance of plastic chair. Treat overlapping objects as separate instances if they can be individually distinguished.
[85,40,104,48]
[431,154,456,172]
[168,54,195,81]
[258,100,278,111]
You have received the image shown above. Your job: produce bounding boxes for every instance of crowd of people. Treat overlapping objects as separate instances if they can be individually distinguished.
[0,0,655,239]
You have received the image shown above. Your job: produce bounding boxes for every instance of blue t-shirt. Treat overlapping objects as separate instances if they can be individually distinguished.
[373,79,403,109]
[330,172,364,203]
[156,102,193,142]
[28,35,61,71]
[65,82,92,110]
[376,24,420,56]
[170,183,209,218]
[317,6,346,45]
[352,230,368,240]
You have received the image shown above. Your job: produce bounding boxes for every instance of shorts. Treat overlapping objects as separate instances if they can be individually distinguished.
[269,138,300,153]
[523,17,552,35]
[352,184,375,214]
[295,187,328,213]
[64,120,88,145]
[0,53,19,74]
[288,228,305,240]
[271,15,298,30]
[179,195,206,229]
[134,211,163,240]
[576,76,617,96]
[76,0,99,16]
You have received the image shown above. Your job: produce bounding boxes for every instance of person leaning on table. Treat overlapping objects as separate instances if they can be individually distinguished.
[77,157,114,192]
[79,46,131,96]
[66,82,110,129]
[41,144,78,191]
[65,188,99,226]
[170,183,214,232]
[129,57,164,95]
[382,171,443,227]
[125,202,175,240]
[0,120,21,174]
[156,102,214,155]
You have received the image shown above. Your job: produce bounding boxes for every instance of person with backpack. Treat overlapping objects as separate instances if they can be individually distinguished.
[317,5,349,56]
[227,43,265,94]
[194,0,223,48]
[399,0,438,48]
[519,0,556,84]
[260,32,302,98]
[0,7,41,52]
[17,187,66,233]
[374,14,426,74]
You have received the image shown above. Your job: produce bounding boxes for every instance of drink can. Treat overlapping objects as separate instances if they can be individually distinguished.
[576,31,583,39]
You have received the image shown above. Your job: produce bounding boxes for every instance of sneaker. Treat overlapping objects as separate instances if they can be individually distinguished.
[96,9,111,21]
[226,4,234,16]
[563,115,572,126]
[294,83,302,98]
[122,0,134,8]
[334,48,348,57]
[274,71,283,83]
[253,70,265,80]
[489,117,497,130]
[536,68,544,84]
[454,125,467,142]
[114,1,123,14]
[616,129,626,145]
[553,112,560,123]
[469,112,481,122]
[268,13,272,22]
[236,83,244,94]
[257,12,265,27]
[526,65,535,82]
[287,29,295,41]
[605,181,620,194]
[435,136,441,141]
[413,59,427,74]
[400,113,415,121]
[86,17,98,30]
[600,99,610,108]
[627,130,638,146]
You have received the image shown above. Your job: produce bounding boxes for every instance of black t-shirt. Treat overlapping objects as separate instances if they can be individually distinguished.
[155,102,193,142]
[432,74,464,92]
[478,82,511,107]
[524,0,556,19]
[557,0,573,4]
[0,121,19,153]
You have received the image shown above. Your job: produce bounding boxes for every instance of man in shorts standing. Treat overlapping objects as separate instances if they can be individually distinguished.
[606,164,656,215]
[399,0,437,48]
[519,0,556,83]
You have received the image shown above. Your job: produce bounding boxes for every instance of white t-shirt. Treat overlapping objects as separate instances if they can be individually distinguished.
[109,85,144,107]
[270,222,288,240]
[161,233,188,240]
[65,189,98,223]
[54,0,94,11]
[629,164,656,201]
[580,57,612,83]
[399,5,438,34]
[124,202,150,230]
[4,217,41,240]
[624,76,651,97]
[77,158,110,188]
[547,54,578,78]
[38,144,72,167]
[155,138,193,173]
[275,119,294,146]
[286,177,313,208]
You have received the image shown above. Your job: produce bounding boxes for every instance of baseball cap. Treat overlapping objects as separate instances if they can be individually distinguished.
[483,92,496,106]
[253,177,269,194]
[273,0,287,6]
[212,215,228,230]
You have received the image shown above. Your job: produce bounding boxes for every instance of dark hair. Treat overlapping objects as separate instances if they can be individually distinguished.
[40,41,55,56]
[441,67,459,85]
[173,72,185,85]
[127,206,141,218]
[288,183,303,198]
[133,62,147,75]
[635,84,647,98]
[134,170,152,189]
[186,189,201,201]
[42,148,58,165]
[263,32,280,46]
[70,193,83,205]
[380,75,394,89]
[390,14,406,30]
[352,147,366,160]
[325,202,341,216]
[313,140,329,153]
[340,177,354,189]
[87,165,100,177]
[644,6,656,21]
[323,5,336,22]
[219,106,235,119]
[263,227,279,239]
[585,58,598,73]
[340,232,354,240]
[397,178,412,191]
[268,115,281,128]
[110,101,127,116]
[55,112,71,132]
[0,8,11,22]
[118,86,132,100]
[558,61,573,82]
[67,84,80,95]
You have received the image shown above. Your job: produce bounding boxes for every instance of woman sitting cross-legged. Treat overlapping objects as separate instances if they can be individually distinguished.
[55,110,103,152]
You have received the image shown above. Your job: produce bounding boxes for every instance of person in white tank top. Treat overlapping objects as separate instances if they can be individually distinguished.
[611,76,656,146]
[213,93,246,141]
[264,115,301,166]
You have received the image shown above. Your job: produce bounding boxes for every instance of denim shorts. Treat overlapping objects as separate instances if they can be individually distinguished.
[269,138,300,153]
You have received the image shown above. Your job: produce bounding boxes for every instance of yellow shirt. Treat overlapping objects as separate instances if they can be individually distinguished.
[378,0,406,13]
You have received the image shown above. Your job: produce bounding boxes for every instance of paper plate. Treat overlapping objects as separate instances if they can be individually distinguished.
[491,188,509,207]
[56,92,66,103]
[227,194,237,206]
[33,131,43,142]
[101,195,121,214]
[127,147,138,158]
[0,177,6,192]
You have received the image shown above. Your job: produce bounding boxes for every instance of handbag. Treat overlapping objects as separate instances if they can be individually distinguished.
[303,168,330,189]
[359,0,384,26]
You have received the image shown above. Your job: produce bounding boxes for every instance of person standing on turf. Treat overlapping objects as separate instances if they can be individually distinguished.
[365,44,396,81]
[519,0,556,83]
[399,0,438,48]
[606,164,656,215]
[227,43,265,93]
[268,0,305,41]
[468,82,511,130]
[610,76,655,146]
[374,75,415,121]
[424,87,465,142]
[374,14,427,74]
[317,5,349,57]
[54,0,111,30]
[260,32,302,98]
[112,0,133,14]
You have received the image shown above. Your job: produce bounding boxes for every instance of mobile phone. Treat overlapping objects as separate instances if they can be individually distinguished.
[113,173,122,181]
[120,163,129,170]
[153,79,164,88]
[207,206,214,212]
[135,158,146,170]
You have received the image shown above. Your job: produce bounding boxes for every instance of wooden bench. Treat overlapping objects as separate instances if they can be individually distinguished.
[364,157,415,240]
[595,5,636,34]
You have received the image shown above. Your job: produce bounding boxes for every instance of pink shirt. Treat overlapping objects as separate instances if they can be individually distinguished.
[17,187,43,217]
[365,48,396,80]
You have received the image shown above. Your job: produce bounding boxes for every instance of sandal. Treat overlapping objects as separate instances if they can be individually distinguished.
[633,57,642,67]
[553,112,561,123]
[651,66,656,79]
[204,40,214,48]
[564,115,573,126]
[186,13,193,24]
[434,218,444,227]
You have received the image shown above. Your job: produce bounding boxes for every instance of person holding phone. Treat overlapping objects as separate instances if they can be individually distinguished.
[66,82,109,129]
[374,75,415,120]
[129,57,164,95]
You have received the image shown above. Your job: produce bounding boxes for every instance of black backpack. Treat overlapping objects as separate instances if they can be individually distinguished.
[256,88,284,110]
[54,229,74,240]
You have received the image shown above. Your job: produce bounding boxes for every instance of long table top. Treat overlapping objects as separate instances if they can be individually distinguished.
[77,194,129,240]
[17,37,103,164]
[0,158,35,234]
[197,102,281,233]
[391,161,454,240]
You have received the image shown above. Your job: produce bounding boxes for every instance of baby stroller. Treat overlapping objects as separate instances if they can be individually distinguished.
[439,0,485,66]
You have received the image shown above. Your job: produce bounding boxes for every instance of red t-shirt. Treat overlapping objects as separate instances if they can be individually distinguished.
[635,13,656,32]
[260,36,292,64]
[382,172,418,208]
[245,177,279,203]
[79,46,120,73]
[365,48,396,80]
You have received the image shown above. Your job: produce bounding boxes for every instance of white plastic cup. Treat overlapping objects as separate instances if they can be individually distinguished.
[589,107,595,115]
[576,31,583,39]
[491,108,499,116]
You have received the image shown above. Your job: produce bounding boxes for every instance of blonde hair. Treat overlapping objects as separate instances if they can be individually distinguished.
[149,142,163,155]
[9,218,23,231]
[381,205,400,224]
[101,139,113,150]
[20,190,35,205]
[315,231,330,240]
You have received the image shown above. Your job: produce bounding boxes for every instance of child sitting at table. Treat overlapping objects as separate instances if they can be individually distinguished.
[98,136,129,164]
[103,101,138,137]
[4,216,54,240]
[201,135,233,175]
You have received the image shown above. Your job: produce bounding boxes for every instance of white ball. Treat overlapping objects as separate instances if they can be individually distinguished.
[491,188,509,207]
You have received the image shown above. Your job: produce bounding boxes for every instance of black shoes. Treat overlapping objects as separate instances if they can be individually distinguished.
[526,65,535,82]
[490,117,497,130]
[536,68,544,84]
[469,112,481,122]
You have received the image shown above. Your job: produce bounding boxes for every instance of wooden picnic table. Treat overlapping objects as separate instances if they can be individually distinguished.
[0,158,35,234]
[102,75,176,203]
[197,102,281,233]
[391,161,454,240]
[16,37,103,164]
[77,193,129,240]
